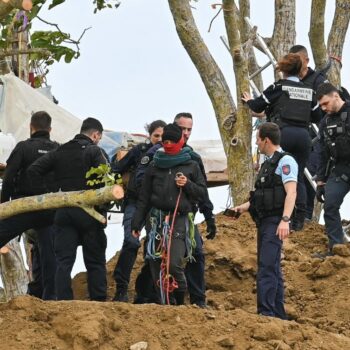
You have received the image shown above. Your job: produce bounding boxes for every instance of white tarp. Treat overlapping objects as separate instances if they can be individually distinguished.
[0,73,227,172]
[0,73,81,143]
[190,140,227,172]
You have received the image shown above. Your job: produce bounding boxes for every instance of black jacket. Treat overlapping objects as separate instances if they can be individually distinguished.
[28,134,108,193]
[316,102,350,182]
[247,78,320,127]
[135,143,214,219]
[112,141,152,200]
[1,131,59,203]
[131,159,207,231]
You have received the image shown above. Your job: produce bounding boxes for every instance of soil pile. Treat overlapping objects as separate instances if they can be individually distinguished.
[1,213,350,350]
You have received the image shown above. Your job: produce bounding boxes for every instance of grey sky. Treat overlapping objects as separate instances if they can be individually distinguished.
[34,0,349,140]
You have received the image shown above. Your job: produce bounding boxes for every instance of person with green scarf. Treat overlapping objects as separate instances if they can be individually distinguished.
[131,123,207,305]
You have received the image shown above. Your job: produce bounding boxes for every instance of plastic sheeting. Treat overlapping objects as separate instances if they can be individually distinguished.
[0,73,81,143]
[190,140,227,173]
[0,73,227,172]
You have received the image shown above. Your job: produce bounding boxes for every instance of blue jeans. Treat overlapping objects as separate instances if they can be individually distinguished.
[113,202,141,292]
[324,174,350,249]
[257,216,286,320]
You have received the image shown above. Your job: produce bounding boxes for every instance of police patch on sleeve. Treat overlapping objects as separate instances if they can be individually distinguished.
[140,156,150,165]
[282,164,291,175]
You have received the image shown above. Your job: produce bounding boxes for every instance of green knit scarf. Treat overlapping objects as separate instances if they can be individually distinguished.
[153,146,195,168]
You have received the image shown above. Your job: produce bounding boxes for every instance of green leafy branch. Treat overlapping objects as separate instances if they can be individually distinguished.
[86,164,122,187]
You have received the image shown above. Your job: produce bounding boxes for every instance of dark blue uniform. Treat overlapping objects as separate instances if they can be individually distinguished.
[301,68,328,220]
[247,77,318,230]
[316,102,350,250]
[112,141,153,301]
[0,130,58,300]
[250,151,298,319]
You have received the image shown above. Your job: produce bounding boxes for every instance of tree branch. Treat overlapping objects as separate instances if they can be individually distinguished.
[0,47,50,58]
[269,0,296,62]
[309,0,327,70]
[222,0,253,202]
[0,185,124,224]
[238,0,263,92]
[36,15,91,54]
[326,0,350,86]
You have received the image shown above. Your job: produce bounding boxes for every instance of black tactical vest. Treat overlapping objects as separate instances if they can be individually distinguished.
[251,152,289,219]
[54,139,93,191]
[268,80,313,127]
[323,108,350,162]
[15,136,59,197]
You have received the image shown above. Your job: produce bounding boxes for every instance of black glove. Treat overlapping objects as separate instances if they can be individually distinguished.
[205,216,217,240]
[316,185,325,203]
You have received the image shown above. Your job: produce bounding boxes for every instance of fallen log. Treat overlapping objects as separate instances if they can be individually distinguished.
[0,185,124,224]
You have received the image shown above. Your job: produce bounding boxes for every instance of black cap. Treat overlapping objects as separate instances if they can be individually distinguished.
[162,123,182,143]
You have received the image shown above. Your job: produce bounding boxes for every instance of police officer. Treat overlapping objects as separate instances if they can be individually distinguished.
[112,119,166,302]
[233,122,298,320]
[289,45,328,221]
[314,83,350,258]
[27,117,108,301]
[0,111,58,300]
[242,53,318,232]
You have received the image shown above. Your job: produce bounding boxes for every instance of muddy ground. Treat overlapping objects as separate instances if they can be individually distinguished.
[1,214,350,350]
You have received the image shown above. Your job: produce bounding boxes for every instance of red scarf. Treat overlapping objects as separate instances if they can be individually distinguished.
[163,136,185,155]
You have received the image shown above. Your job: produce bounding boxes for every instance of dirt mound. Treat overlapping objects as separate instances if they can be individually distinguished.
[1,214,350,349]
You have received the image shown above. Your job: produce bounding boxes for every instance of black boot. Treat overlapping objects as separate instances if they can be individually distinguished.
[291,207,305,232]
[113,289,128,302]
[174,291,185,306]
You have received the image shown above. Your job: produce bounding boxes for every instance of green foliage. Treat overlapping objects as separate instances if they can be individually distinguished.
[86,164,122,187]
[0,0,121,78]
[48,0,65,10]
[93,0,121,13]
[31,30,79,64]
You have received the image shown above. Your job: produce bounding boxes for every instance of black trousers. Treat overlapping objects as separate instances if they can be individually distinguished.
[54,208,107,301]
[0,210,55,248]
[280,126,311,222]
[0,211,56,300]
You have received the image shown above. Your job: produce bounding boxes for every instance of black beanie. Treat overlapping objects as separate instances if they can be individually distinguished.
[162,123,182,143]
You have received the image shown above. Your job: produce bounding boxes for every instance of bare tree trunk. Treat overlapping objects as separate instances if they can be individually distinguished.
[168,0,253,203]
[326,0,350,86]
[309,0,350,86]
[238,0,264,92]
[269,0,296,65]
[223,0,253,202]
[309,0,327,70]
[0,185,124,223]
[0,238,28,300]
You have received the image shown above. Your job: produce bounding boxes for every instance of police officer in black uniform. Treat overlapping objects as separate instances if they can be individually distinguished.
[289,45,328,221]
[233,122,298,319]
[27,117,108,301]
[0,111,58,300]
[112,119,166,302]
[315,83,350,258]
[242,53,319,232]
